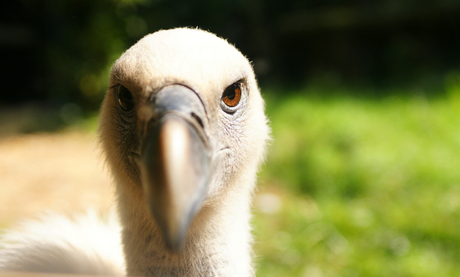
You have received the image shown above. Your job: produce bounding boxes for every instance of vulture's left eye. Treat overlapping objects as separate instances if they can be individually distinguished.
[117,85,135,111]
[222,83,242,109]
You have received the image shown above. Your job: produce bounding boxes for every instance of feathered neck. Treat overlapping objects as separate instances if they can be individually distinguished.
[116,178,255,277]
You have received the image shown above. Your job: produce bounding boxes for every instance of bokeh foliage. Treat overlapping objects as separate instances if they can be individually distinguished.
[254,79,460,276]
[3,0,460,106]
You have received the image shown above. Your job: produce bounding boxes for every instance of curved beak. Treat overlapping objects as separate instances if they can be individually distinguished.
[138,85,211,252]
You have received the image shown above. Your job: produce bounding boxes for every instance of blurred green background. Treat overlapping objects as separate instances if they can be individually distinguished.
[2,0,460,276]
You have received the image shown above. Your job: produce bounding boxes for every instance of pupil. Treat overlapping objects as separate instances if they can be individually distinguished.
[121,90,132,101]
[227,90,235,100]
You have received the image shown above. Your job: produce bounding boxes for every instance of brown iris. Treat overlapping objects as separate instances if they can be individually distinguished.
[118,85,135,111]
[222,83,242,107]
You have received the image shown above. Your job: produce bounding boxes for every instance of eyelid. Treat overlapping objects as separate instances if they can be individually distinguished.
[110,83,121,90]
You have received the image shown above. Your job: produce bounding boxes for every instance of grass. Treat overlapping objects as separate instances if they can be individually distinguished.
[254,85,460,276]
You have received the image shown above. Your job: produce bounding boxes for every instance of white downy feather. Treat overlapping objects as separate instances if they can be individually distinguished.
[0,210,125,275]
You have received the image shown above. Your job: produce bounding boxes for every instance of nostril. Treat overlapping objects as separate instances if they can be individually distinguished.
[191,112,204,129]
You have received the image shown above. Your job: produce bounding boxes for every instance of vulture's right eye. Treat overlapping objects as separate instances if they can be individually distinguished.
[117,85,135,111]
[222,83,241,108]
[221,82,243,114]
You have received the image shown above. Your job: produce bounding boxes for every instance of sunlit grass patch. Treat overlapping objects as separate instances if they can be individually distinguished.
[254,87,460,276]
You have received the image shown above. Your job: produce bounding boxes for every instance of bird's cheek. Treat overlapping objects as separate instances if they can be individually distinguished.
[201,147,229,199]
[114,127,142,184]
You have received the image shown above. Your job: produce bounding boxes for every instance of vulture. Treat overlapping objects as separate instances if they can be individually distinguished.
[0,28,270,277]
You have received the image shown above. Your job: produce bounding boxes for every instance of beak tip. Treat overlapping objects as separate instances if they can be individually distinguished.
[147,201,189,253]
[159,217,187,253]
[164,233,185,253]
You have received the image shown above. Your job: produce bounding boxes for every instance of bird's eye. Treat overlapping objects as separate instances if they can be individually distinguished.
[117,85,135,111]
[222,83,242,108]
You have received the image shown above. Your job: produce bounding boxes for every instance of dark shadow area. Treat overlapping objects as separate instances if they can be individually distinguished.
[0,102,90,138]
[1,0,460,109]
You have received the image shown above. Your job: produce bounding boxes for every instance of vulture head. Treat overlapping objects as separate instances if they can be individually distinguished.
[99,27,270,269]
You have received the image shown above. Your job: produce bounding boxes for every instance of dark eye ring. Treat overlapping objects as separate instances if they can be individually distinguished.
[117,85,134,111]
[222,82,242,108]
